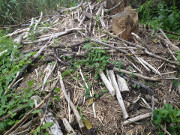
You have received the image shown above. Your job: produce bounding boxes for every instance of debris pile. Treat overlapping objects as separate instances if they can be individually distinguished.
[2,0,180,134]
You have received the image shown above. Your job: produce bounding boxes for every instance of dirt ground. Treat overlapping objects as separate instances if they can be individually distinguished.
[5,2,180,135]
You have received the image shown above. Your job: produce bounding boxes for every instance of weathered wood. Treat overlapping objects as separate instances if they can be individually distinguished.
[106,0,129,15]
[112,6,138,41]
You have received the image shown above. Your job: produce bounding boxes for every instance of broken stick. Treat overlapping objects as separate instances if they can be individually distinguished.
[58,71,84,129]
[123,112,152,125]
[108,70,129,119]
[99,69,115,96]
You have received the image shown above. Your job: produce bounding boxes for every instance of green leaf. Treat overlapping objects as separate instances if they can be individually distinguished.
[83,43,90,49]
[33,131,38,135]
[28,80,34,88]
[137,84,141,89]
[118,60,122,70]
[54,88,60,93]
[54,95,60,102]
[36,126,41,133]
[62,69,73,77]
[32,109,41,114]
[8,111,16,118]
[42,122,54,129]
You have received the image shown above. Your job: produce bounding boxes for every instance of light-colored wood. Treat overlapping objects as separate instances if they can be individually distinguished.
[123,112,151,125]
[112,6,138,41]
[117,74,129,92]
[58,71,84,129]
[99,69,116,96]
[108,70,129,119]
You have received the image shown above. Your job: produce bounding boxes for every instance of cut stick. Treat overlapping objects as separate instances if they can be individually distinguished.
[129,49,150,71]
[105,31,180,66]
[23,28,84,44]
[58,71,84,129]
[79,68,96,118]
[5,28,29,37]
[4,81,58,135]
[108,70,129,119]
[33,12,43,32]
[32,95,63,135]
[44,112,63,135]
[41,61,57,91]
[63,118,75,133]
[113,67,160,81]
[140,58,161,75]
[121,75,154,95]
[122,112,152,126]
[13,34,24,45]
[159,29,180,52]
[117,74,129,92]
[141,97,151,109]
[23,18,35,39]
[125,57,142,74]
[99,69,115,96]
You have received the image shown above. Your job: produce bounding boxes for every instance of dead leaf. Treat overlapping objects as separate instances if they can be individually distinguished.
[83,119,93,130]
[88,98,94,106]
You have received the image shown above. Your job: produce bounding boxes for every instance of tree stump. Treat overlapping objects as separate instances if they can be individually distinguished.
[88,0,97,3]
[112,6,139,41]
[106,0,129,15]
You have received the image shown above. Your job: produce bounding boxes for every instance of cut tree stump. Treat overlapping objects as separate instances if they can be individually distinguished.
[112,6,138,41]
[106,0,129,15]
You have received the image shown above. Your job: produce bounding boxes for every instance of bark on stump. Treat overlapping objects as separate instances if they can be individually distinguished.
[112,6,138,41]
[106,0,129,15]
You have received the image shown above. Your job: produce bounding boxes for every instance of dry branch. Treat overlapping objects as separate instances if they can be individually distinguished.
[58,71,84,129]
[23,28,84,44]
[0,108,23,121]
[108,70,129,119]
[99,69,116,96]
[114,67,160,81]
[8,42,49,90]
[105,31,180,66]
[63,118,75,133]
[32,95,63,135]
[41,61,57,91]
[117,74,129,92]
[4,80,58,135]
[122,112,152,125]
[5,28,29,37]
[159,29,180,52]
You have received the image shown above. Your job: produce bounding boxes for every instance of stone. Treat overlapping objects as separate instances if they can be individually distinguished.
[112,6,138,41]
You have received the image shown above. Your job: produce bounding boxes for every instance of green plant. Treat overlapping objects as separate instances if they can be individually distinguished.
[153,104,180,135]
[137,0,180,35]
[176,51,180,63]
[157,3,180,33]
[77,106,86,120]
[74,43,110,79]
[0,31,38,133]
[33,122,54,135]
[0,0,79,25]
[83,83,92,99]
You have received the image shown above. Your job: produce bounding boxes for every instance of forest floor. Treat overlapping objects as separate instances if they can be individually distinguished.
[2,1,180,135]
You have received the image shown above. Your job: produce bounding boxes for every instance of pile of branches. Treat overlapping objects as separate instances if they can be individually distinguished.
[2,0,180,135]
